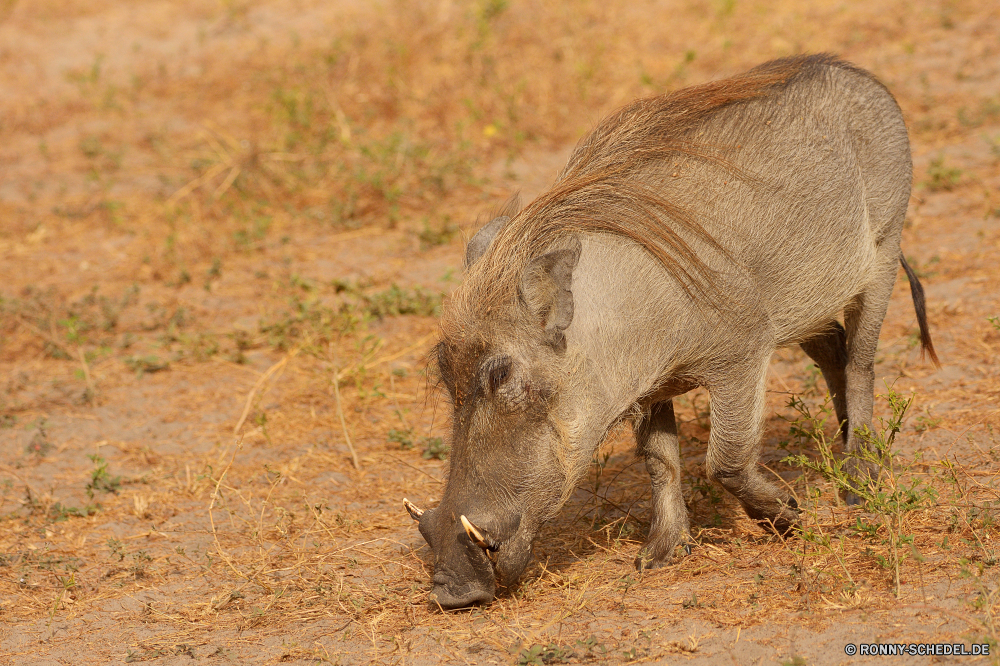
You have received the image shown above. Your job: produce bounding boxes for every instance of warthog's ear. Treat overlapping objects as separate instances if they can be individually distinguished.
[518,236,582,352]
[465,216,509,267]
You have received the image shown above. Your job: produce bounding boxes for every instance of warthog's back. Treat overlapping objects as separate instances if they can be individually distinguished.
[565,56,911,345]
[454,55,911,349]
[643,57,910,344]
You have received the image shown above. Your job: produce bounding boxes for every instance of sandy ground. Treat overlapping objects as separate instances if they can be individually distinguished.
[1,1,999,664]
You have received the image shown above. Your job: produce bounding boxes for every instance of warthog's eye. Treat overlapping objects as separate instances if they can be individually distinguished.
[485,356,512,394]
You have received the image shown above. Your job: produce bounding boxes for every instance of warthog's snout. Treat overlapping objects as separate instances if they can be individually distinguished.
[404,500,498,609]
[404,499,533,609]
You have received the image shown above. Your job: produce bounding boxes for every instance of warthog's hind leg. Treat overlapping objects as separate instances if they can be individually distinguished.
[634,400,689,571]
[800,321,849,442]
[842,245,901,504]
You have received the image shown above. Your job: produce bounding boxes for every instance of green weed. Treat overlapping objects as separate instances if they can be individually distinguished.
[259,296,355,352]
[47,502,99,522]
[517,635,606,665]
[421,437,449,460]
[690,477,723,527]
[914,413,942,432]
[1,285,140,354]
[783,387,938,597]
[86,455,122,498]
[902,255,939,280]
[362,285,441,319]
[387,428,414,450]
[957,98,1000,128]
[418,218,459,249]
[25,419,51,458]
[925,156,963,191]
[386,428,445,458]
[124,355,170,376]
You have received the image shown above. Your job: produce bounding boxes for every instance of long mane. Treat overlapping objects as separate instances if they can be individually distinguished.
[445,54,866,332]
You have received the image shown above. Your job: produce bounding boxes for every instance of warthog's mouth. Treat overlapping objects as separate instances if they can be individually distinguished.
[429,568,495,609]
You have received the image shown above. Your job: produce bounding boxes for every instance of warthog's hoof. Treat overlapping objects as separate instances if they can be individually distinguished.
[756,496,799,537]
[842,459,877,506]
[634,540,692,572]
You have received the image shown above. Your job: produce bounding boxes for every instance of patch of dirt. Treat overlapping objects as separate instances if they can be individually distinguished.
[1,1,999,665]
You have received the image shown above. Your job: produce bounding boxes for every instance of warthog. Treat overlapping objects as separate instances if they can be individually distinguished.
[403,54,938,609]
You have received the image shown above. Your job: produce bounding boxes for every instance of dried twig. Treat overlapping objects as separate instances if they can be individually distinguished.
[234,351,296,435]
[333,367,361,470]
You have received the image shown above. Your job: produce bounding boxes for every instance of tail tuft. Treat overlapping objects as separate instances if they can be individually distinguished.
[899,254,941,368]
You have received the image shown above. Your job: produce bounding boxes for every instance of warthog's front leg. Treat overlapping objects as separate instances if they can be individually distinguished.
[706,357,799,535]
[634,400,689,571]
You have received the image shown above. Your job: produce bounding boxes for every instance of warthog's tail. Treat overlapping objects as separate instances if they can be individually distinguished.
[899,254,941,367]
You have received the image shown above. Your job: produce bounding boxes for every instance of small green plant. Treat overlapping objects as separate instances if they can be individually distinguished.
[925,156,962,191]
[79,135,103,159]
[903,254,939,280]
[690,476,723,526]
[802,363,822,395]
[124,355,170,376]
[259,296,355,352]
[682,591,701,608]
[233,214,272,250]
[418,218,459,248]
[517,643,571,666]
[108,538,126,561]
[86,455,122,498]
[591,448,612,496]
[25,419,51,457]
[914,413,942,432]
[387,428,414,450]
[48,502,99,521]
[362,284,442,319]
[389,429,447,458]
[254,412,272,445]
[421,436,449,460]
[958,559,1000,651]
[516,636,606,665]
[129,550,152,578]
[783,386,937,597]
[989,316,1000,331]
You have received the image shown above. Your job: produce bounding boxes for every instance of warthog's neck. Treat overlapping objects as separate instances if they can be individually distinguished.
[551,235,702,491]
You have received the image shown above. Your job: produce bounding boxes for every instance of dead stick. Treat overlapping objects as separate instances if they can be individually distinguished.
[333,369,361,470]
[233,352,295,435]
[207,439,272,593]
[77,348,96,399]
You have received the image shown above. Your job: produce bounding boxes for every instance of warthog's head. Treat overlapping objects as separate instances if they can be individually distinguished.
[405,217,583,608]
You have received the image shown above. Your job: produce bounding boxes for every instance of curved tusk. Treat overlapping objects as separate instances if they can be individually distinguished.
[460,514,497,552]
[403,498,424,521]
